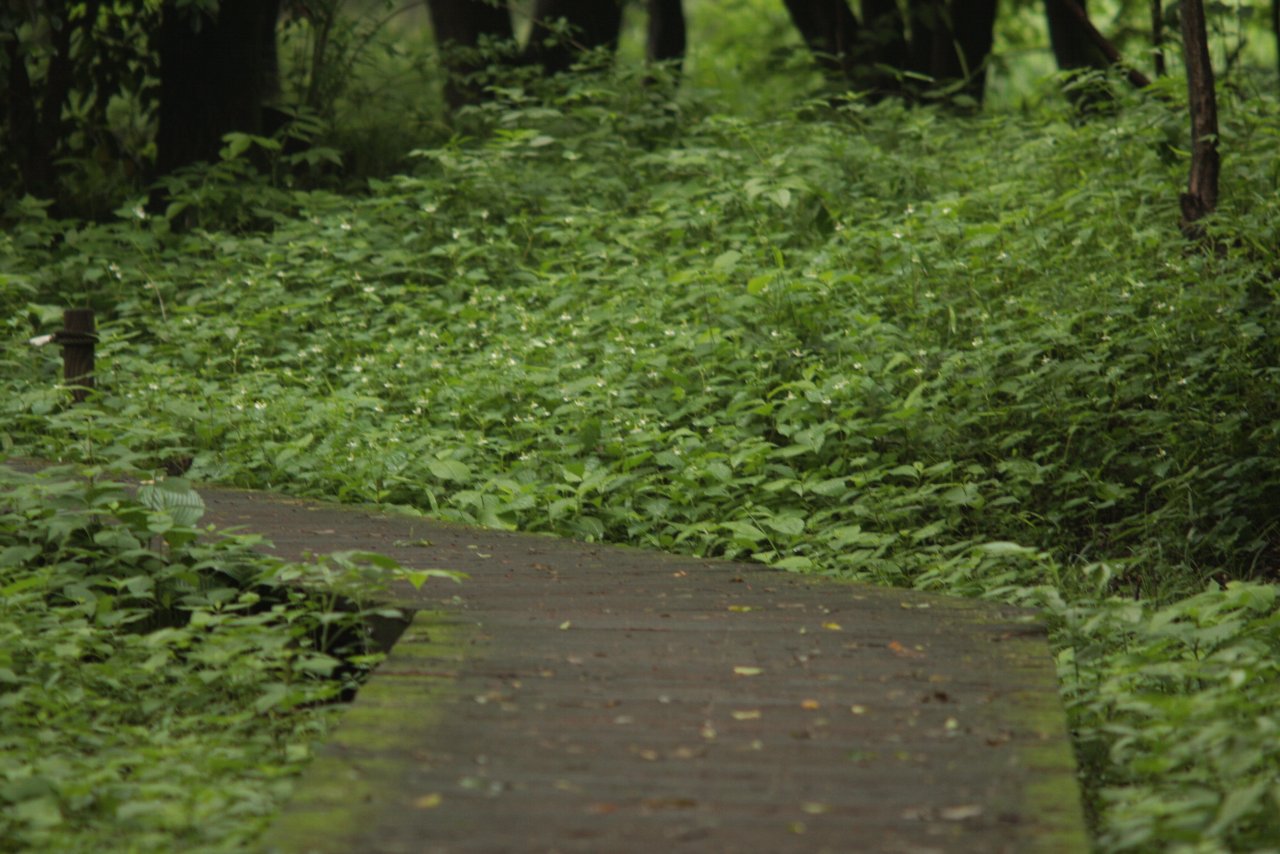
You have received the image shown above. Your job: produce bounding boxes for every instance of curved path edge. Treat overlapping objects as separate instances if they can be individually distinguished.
[2,463,1089,852]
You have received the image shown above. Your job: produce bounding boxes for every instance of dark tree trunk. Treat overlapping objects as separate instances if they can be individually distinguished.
[781,0,862,80]
[948,0,999,101]
[860,0,908,73]
[1054,0,1151,87]
[426,0,515,110]
[523,0,625,74]
[4,2,78,198]
[647,0,686,67]
[1273,0,1279,82]
[905,0,941,78]
[1178,0,1219,236]
[156,0,280,176]
[905,0,998,102]
[1151,0,1166,77]
[4,33,46,194]
[1045,0,1109,74]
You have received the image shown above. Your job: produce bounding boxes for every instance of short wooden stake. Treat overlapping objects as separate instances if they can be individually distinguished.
[56,309,97,403]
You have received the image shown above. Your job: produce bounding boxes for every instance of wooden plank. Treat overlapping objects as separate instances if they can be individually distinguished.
[192,488,1087,853]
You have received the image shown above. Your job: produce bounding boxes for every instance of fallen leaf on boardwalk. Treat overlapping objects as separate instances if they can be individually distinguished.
[822,621,842,631]
[414,793,442,809]
[733,666,763,676]
[801,802,831,815]
[940,804,984,821]
[801,699,820,710]
[672,570,688,577]
[731,709,762,721]
[850,704,868,715]
[558,621,572,630]
[643,797,698,810]
[887,640,925,658]
[728,605,753,612]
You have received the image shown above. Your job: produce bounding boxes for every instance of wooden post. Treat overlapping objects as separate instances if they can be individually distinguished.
[56,309,97,403]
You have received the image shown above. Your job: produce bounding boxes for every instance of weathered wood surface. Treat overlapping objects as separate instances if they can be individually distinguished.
[188,487,1087,853]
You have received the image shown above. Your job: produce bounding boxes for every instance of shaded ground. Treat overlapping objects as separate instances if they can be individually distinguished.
[188,486,1087,853]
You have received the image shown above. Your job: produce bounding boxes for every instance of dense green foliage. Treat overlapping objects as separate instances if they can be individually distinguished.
[3,2,1280,849]
[0,464,438,850]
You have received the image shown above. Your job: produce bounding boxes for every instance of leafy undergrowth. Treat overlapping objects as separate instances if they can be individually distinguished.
[0,466,430,851]
[3,68,1280,850]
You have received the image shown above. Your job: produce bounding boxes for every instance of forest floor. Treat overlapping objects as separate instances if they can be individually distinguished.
[173,484,1091,852]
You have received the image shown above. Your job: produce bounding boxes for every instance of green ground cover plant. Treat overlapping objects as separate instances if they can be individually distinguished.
[3,30,1280,854]
[0,463,441,851]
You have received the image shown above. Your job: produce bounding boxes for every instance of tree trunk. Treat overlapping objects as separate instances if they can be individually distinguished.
[1273,0,1279,82]
[1178,0,1220,236]
[3,2,78,199]
[647,0,686,68]
[908,0,998,103]
[1045,0,1110,86]
[4,32,47,195]
[1151,0,1166,77]
[426,0,515,110]
[780,0,862,80]
[156,0,279,176]
[523,0,625,74]
[1054,0,1151,87]
[860,0,908,73]
[948,0,998,101]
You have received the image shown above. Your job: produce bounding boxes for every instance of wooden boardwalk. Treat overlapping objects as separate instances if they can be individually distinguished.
[180,487,1089,853]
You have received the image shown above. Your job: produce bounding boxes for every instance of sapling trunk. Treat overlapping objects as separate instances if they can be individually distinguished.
[1178,0,1220,237]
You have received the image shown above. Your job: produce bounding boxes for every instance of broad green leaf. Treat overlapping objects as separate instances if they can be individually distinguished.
[428,460,472,482]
